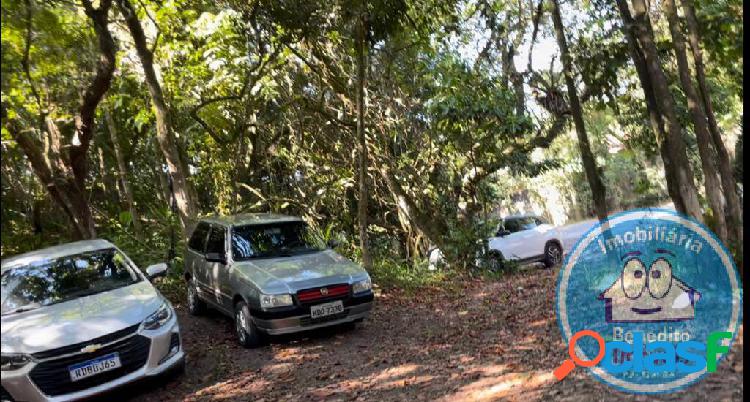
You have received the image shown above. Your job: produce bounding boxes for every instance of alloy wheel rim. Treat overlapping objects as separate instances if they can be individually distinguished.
[549,246,561,264]
[236,309,247,342]
[188,286,196,310]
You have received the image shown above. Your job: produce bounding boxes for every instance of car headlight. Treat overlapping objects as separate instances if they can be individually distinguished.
[260,293,293,308]
[352,278,372,294]
[1,353,33,371]
[142,302,173,330]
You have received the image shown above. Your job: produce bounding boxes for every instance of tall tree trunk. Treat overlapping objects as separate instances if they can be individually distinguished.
[4,0,115,240]
[116,0,196,235]
[616,0,684,212]
[623,0,703,221]
[550,0,608,221]
[663,0,727,242]
[680,0,743,254]
[152,138,170,204]
[105,107,142,239]
[96,143,117,204]
[356,13,372,271]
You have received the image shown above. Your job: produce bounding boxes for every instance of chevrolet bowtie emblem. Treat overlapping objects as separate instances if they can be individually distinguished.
[81,343,103,354]
[319,288,329,296]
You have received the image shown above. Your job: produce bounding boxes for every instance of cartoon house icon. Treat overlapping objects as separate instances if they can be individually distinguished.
[598,255,700,322]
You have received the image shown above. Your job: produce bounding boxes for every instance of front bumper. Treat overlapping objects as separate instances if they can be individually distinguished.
[252,293,374,335]
[1,315,184,402]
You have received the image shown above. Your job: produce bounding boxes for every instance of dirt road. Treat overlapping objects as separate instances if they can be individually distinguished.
[108,268,742,402]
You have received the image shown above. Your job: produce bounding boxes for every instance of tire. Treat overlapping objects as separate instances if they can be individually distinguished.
[486,250,505,271]
[234,301,263,348]
[186,278,206,316]
[543,241,563,268]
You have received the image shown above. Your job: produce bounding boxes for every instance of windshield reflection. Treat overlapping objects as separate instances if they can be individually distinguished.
[1,249,141,315]
[231,221,322,260]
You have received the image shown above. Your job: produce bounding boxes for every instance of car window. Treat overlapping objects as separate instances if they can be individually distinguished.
[1,248,141,315]
[504,217,538,233]
[231,221,322,260]
[188,222,210,253]
[503,219,521,233]
[205,225,226,256]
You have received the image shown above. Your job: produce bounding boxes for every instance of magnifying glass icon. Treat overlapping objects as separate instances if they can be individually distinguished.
[553,329,606,381]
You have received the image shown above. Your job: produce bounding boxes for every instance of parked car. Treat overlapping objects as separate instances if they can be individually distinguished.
[427,214,564,270]
[1,239,183,402]
[184,213,374,348]
[486,214,564,268]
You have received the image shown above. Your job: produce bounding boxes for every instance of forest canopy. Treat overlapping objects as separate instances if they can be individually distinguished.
[1,0,743,278]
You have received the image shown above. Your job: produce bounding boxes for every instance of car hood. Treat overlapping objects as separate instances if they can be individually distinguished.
[1,281,162,355]
[233,249,369,293]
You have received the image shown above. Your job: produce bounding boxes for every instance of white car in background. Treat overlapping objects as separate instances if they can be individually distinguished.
[486,214,564,269]
[428,214,565,270]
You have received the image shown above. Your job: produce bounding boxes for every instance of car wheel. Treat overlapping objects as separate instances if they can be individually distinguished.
[486,250,505,271]
[187,279,206,316]
[234,301,263,348]
[544,242,563,268]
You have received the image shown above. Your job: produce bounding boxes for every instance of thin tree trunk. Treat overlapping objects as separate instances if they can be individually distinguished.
[357,13,372,271]
[550,0,608,221]
[616,0,684,212]
[152,138,170,204]
[96,144,116,203]
[116,0,196,236]
[680,0,742,254]
[663,0,727,242]
[105,107,142,239]
[625,0,703,222]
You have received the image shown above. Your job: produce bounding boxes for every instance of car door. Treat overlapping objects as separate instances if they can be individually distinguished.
[186,222,211,292]
[205,224,232,311]
[489,218,524,260]
[504,218,533,259]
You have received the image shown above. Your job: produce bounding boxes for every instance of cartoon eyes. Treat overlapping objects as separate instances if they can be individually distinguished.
[622,258,647,299]
[621,257,673,299]
[648,258,673,299]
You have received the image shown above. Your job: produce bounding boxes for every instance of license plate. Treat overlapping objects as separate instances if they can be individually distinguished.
[69,353,121,382]
[310,300,344,319]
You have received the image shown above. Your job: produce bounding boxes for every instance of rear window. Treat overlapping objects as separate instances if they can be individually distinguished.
[188,222,210,252]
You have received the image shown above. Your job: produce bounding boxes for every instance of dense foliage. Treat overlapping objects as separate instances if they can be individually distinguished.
[1,0,743,283]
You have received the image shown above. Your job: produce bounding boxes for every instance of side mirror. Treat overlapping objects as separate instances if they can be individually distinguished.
[145,263,168,279]
[205,252,227,264]
[327,239,340,248]
[497,230,511,237]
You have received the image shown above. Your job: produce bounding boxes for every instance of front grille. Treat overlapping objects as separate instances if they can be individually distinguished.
[29,335,150,397]
[297,284,350,304]
[31,323,140,360]
[300,310,349,326]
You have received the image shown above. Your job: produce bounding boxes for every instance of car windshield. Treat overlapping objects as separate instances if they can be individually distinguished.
[1,248,141,316]
[505,216,539,233]
[231,221,322,260]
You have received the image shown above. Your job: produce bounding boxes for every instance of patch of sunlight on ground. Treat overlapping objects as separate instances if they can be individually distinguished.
[439,369,556,402]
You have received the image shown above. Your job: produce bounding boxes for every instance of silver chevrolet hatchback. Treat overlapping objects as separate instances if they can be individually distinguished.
[1,239,184,402]
[184,213,374,347]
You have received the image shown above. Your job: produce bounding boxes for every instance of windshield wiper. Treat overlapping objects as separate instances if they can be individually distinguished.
[2,305,40,316]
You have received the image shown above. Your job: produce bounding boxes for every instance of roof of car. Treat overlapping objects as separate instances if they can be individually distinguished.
[1,239,115,271]
[198,213,304,227]
[502,213,540,220]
